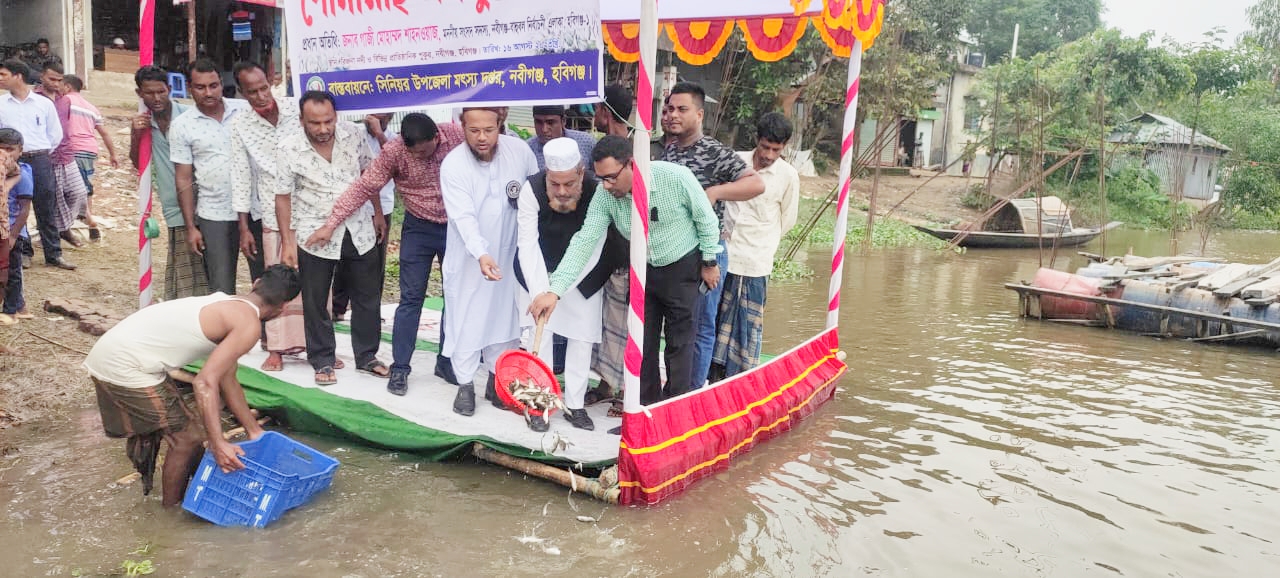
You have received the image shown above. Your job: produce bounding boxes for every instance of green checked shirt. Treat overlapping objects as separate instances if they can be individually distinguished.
[549,161,722,296]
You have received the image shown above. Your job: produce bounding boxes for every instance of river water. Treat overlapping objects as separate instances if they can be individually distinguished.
[3,229,1279,577]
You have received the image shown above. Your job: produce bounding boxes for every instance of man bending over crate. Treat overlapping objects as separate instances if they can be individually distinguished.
[83,265,302,507]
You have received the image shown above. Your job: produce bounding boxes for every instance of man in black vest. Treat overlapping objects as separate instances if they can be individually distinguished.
[511,137,621,432]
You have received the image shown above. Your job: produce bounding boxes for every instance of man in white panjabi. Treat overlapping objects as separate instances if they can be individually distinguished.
[439,107,541,427]
[515,138,617,432]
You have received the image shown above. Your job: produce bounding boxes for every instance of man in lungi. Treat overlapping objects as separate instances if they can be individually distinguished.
[130,66,209,300]
[438,107,539,424]
[515,138,622,431]
[229,61,306,372]
[711,112,800,380]
[83,265,301,507]
[40,63,90,249]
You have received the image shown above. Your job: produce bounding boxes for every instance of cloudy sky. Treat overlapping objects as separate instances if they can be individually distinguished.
[1102,0,1256,45]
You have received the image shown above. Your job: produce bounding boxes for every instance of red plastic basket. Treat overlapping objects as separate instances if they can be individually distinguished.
[494,350,562,417]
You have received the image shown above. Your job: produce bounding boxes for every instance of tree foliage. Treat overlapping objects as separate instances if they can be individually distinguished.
[966,0,1101,62]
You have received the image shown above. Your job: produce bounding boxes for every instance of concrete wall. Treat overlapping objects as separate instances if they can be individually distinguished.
[942,68,991,178]
[0,0,65,62]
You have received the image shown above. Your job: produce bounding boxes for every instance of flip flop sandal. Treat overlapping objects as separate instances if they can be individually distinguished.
[357,359,390,378]
[260,355,285,372]
[314,366,338,386]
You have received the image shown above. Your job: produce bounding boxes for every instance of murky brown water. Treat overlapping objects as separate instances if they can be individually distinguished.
[3,229,1280,577]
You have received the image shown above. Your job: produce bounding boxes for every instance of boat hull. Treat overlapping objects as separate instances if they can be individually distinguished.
[913,223,1120,248]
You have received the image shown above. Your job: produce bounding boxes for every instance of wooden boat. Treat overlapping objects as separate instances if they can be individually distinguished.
[913,196,1122,248]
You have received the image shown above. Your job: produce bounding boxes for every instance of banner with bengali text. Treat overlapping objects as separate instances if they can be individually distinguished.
[284,0,603,112]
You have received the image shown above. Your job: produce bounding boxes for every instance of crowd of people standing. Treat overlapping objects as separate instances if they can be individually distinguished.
[8,58,801,441]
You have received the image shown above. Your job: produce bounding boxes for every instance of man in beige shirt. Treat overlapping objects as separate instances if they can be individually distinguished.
[710,112,800,381]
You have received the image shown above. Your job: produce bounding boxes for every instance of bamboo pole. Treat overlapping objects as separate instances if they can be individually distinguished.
[471,443,619,504]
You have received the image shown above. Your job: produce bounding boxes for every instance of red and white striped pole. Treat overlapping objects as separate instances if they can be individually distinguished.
[827,38,862,330]
[136,0,156,308]
[622,0,658,414]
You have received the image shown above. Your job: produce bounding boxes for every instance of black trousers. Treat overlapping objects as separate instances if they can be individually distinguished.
[332,214,390,316]
[246,218,264,282]
[298,232,381,371]
[641,249,702,405]
[20,152,61,261]
[197,217,263,293]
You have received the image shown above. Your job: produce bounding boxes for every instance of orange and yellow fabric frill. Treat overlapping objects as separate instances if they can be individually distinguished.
[601,0,885,64]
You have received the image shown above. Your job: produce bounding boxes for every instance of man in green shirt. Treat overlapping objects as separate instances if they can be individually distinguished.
[129,66,208,300]
[529,136,721,407]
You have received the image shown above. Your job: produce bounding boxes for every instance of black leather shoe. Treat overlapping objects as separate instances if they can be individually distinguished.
[434,356,458,385]
[564,408,595,431]
[452,383,476,416]
[46,256,76,270]
[387,371,408,396]
[484,372,505,409]
[527,413,549,432]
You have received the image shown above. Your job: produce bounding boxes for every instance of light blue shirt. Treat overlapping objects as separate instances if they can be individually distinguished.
[0,90,63,151]
[170,98,254,222]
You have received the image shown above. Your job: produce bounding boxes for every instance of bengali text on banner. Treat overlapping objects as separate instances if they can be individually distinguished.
[284,0,603,111]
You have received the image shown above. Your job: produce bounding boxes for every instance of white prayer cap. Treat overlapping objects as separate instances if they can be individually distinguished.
[544,137,582,172]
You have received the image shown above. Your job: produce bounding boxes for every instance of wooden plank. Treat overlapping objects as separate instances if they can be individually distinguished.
[1190,329,1268,343]
[1242,276,1280,300]
[1198,263,1256,291]
[1122,255,1224,271]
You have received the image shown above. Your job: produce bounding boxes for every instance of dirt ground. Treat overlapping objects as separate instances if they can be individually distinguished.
[0,106,979,429]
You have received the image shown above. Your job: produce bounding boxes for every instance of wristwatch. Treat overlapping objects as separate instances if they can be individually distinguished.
[701,259,718,269]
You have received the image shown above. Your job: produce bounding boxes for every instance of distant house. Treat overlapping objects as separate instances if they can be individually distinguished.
[1106,113,1231,203]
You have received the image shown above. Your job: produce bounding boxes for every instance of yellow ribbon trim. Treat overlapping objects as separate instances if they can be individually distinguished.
[621,348,841,455]
[618,365,846,495]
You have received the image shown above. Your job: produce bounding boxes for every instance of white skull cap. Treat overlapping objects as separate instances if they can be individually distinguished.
[543,137,582,172]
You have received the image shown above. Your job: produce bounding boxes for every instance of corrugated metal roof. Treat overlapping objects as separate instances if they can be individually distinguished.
[1107,113,1231,152]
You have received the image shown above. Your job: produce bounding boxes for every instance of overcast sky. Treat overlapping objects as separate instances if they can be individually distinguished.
[1102,0,1255,45]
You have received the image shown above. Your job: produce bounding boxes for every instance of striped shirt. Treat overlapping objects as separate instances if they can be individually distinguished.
[549,161,721,296]
[60,92,104,156]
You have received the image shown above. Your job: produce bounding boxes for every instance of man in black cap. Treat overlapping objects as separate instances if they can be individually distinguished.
[527,105,597,179]
[594,84,633,138]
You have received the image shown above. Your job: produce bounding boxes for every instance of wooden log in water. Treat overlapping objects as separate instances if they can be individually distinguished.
[470,443,619,504]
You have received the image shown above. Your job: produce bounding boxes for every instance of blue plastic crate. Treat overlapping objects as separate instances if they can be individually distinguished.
[182,431,339,528]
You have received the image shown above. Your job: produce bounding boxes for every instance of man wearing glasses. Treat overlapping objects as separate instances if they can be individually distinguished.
[529,136,721,414]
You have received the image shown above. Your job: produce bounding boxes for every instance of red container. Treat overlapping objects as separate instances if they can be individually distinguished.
[493,350,563,418]
[1031,268,1105,320]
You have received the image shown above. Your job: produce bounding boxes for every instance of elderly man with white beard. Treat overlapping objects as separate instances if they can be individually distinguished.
[439,107,541,427]
[514,138,622,432]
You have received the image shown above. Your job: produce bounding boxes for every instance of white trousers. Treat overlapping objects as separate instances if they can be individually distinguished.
[534,331,592,410]
[451,339,520,386]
